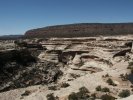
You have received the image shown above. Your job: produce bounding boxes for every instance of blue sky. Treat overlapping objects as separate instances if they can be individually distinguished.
[0,0,133,35]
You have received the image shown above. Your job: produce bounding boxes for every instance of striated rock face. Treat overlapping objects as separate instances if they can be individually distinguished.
[25,23,133,38]
[1,37,133,100]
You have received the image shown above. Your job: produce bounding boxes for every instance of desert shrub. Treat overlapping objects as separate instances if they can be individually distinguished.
[101,87,110,92]
[68,87,90,100]
[131,89,133,92]
[77,87,90,99]
[48,85,57,90]
[120,74,124,77]
[70,73,80,79]
[101,94,115,100]
[61,82,70,88]
[127,66,131,69]
[96,86,110,92]
[127,62,133,74]
[91,93,96,99]
[21,90,31,96]
[68,92,78,100]
[118,90,130,98]
[105,73,109,77]
[130,85,133,88]
[120,74,128,81]
[68,91,90,100]
[96,85,102,91]
[106,78,117,86]
[130,68,133,74]
[79,86,89,93]
[102,73,109,78]
[128,62,133,67]
[46,93,59,100]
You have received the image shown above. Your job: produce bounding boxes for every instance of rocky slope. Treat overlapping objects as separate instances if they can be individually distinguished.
[1,36,133,100]
[25,23,133,38]
[0,49,63,93]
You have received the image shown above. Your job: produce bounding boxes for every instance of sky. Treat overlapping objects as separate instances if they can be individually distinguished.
[0,0,133,35]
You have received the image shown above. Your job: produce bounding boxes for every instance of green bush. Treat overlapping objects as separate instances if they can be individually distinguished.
[118,90,130,98]
[21,90,31,96]
[48,85,57,90]
[106,78,117,86]
[96,86,110,92]
[79,86,89,93]
[68,91,90,100]
[101,87,110,92]
[61,82,70,88]
[101,94,116,100]
[91,93,96,99]
[96,85,102,91]
[68,87,90,100]
[68,92,78,100]
[70,73,80,79]
[46,93,59,100]
[120,74,128,81]
[128,62,133,67]
[105,73,109,77]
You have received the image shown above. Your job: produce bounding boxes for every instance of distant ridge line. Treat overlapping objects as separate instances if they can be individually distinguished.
[31,22,133,30]
[25,23,133,38]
